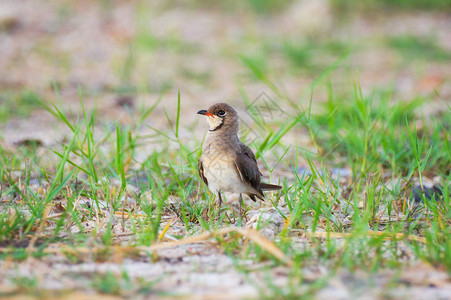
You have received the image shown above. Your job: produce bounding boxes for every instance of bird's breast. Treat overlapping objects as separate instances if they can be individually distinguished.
[201,151,249,194]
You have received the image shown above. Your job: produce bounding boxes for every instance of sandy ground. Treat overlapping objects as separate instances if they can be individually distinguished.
[0,0,450,298]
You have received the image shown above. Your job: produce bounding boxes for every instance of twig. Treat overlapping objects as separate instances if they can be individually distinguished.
[0,227,292,266]
[302,230,427,244]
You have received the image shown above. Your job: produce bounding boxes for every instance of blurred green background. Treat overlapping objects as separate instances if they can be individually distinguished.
[0,0,449,136]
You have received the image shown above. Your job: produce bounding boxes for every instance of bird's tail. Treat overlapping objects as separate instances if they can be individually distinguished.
[260,182,282,191]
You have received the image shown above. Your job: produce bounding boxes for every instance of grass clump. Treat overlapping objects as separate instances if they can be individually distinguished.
[388,35,451,62]
[309,84,450,175]
[0,90,44,122]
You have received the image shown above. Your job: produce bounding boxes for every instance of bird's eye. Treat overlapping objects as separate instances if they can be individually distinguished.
[217,110,226,117]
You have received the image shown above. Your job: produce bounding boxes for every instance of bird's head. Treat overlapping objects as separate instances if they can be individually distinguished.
[197,103,239,133]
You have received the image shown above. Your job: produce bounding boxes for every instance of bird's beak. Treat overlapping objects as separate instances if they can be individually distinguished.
[197,110,213,117]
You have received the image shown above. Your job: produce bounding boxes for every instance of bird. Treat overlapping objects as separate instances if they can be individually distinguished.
[197,103,282,216]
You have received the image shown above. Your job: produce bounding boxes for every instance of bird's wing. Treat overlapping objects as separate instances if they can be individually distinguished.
[239,143,263,175]
[198,158,208,186]
[234,143,262,191]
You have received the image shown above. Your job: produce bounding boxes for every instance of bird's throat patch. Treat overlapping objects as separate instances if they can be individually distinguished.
[208,116,224,131]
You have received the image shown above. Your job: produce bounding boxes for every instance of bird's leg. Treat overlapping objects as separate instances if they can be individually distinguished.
[218,192,223,207]
[239,194,247,224]
[217,192,223,217]
[239,194,243,223]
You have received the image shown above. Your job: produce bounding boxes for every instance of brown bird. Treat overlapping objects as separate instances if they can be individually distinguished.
[197,103,282,215]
